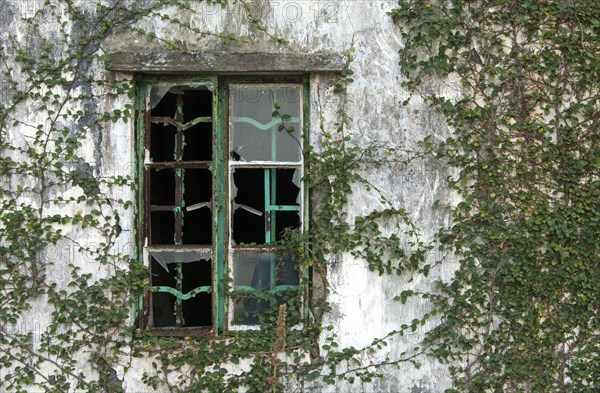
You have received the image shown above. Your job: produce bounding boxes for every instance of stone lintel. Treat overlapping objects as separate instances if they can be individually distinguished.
[107,51,344,73]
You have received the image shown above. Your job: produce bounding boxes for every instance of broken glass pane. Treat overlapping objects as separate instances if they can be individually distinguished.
[275,168,301,205]
[150,89,178,116]
[232,169,265,245]
[151,85,213,162]
[151,255,177,287]
[149,249,212,272]
[230,86,302,162]
[183,169,212,244]
[150,83,213,110]
[150,253,177,328]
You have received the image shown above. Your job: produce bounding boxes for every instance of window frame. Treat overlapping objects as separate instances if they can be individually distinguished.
[134,75,310,336]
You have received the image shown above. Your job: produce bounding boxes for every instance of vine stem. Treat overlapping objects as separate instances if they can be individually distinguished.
[0,325,92,390]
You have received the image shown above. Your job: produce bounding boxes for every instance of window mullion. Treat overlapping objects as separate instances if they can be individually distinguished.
[174,92,184,327]
[268,89,278,291]
[214,80,226,333]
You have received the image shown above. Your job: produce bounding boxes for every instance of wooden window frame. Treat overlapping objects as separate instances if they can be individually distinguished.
[134,75,310,336]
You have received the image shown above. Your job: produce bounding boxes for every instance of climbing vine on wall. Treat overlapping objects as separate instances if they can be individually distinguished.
[0,1,431,392]
[390,0,600,391]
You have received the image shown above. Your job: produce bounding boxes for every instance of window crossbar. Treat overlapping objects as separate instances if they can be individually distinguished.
[152,285,212,300]
[232,116,300,131]
[151,116,212,130]
[233,285,300,294]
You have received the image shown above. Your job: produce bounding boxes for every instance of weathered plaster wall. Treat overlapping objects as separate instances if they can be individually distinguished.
[2,1,460,391]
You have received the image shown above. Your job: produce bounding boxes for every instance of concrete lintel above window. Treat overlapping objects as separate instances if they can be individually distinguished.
[107,51,344,73]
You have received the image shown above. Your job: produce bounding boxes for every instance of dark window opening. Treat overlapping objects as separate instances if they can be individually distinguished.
[150,211,175,245]
[150,90,178,162]
[182,89,212,161]
[183,169,212,244]
[182,260,212,327]
[183,209,212,245]
[183,292,212,327]
[274,211,301,241]
[183,123,212,161]
[150,123,176,162]
[152,293,176,328]
[146,84,216,333]
[150,255,177,328]
[182,89,212,121]
[233,209,265,245]
[150,169,175,205]
[151,91,177,118]
[232,169,265,245]
[151,256,177,288]
[150,259,213,328]
[275,169,301,205]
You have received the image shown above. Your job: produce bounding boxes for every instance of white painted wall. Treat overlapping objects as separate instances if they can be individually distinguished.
[1,1,462,391]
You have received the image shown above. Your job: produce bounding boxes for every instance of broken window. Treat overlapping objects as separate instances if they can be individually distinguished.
[229,85,304,327]
[138,77,307,335]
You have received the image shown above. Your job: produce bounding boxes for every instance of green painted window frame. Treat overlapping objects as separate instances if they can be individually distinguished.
[134,75,310,336]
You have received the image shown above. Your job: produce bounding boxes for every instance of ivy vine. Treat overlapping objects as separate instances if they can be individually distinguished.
[0,1,431,392]
[391,0,600,391]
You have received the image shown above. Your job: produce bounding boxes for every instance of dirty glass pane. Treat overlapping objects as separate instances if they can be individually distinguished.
[232,251,273,324]
[231,252,300,325]
[232,252,272,289]
[230,86,302,162]
[275,253,300,286]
